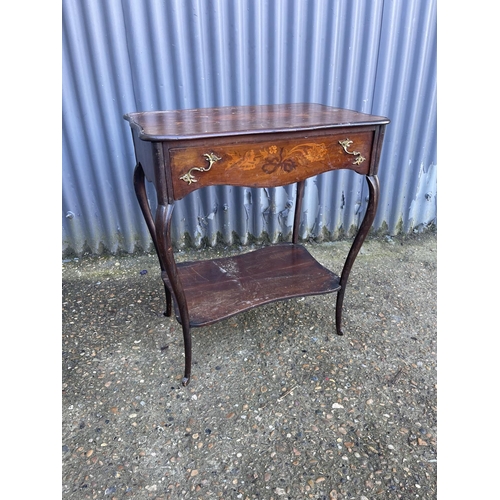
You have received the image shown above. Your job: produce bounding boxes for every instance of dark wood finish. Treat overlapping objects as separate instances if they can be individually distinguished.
[292,180,305,244]
[175,243,341,327]
[336,175,380,335]
[133,164,172,317]
[125,103,388,141]
[168,130,373,199]
[124,103,389,385]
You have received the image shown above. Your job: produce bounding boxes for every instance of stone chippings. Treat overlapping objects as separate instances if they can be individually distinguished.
[62,232,437,499]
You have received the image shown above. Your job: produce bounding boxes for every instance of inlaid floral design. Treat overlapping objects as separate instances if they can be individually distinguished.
[262,147,297,174]
[225,142,328,174]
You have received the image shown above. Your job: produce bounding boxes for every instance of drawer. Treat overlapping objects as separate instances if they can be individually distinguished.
[169,131,374,199]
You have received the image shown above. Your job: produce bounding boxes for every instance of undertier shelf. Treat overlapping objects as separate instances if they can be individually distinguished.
[174,243,341,327]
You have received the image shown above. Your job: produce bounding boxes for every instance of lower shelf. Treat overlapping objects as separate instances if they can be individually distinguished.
[174,243,341,327]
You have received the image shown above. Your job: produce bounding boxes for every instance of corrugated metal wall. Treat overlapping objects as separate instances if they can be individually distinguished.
[62,0,436,256]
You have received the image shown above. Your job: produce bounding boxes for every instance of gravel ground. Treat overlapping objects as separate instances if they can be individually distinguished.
[62,231,437,499]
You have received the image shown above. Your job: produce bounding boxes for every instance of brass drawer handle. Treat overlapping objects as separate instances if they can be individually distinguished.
[180,152,221,184]
[338,139,365,165]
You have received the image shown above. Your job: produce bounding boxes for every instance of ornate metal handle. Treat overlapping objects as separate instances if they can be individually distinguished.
[338,139,365,165]
[179,152,222,184]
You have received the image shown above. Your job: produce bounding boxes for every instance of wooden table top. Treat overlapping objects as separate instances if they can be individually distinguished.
[124,103,389,141]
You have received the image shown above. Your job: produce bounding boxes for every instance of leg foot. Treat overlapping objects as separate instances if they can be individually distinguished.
[335,289,346,336]
[181,324,192,387]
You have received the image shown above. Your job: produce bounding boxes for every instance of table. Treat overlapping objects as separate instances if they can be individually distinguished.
[124,103,389,385]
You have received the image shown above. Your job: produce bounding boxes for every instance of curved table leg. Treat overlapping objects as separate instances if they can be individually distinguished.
[336,175,380,336]
[292,180,306,244]
[133,163,172,317]
[155,203,192,386]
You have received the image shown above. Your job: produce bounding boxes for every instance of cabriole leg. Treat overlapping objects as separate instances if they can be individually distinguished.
[156,203,193,386]
[133,163,172,316]
[336,175,380,335]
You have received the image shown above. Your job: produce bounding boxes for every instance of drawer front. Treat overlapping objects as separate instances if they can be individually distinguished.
[169,131,374,199]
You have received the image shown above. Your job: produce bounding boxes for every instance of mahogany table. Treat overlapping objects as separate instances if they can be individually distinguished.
[124,103,389,385]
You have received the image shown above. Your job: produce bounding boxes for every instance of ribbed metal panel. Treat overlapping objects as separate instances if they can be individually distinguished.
[372,0,437,234]
[62,0,436,256]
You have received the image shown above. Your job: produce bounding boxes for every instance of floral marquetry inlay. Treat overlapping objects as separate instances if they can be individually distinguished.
[171,132,372,198]
[225,142,329,175]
